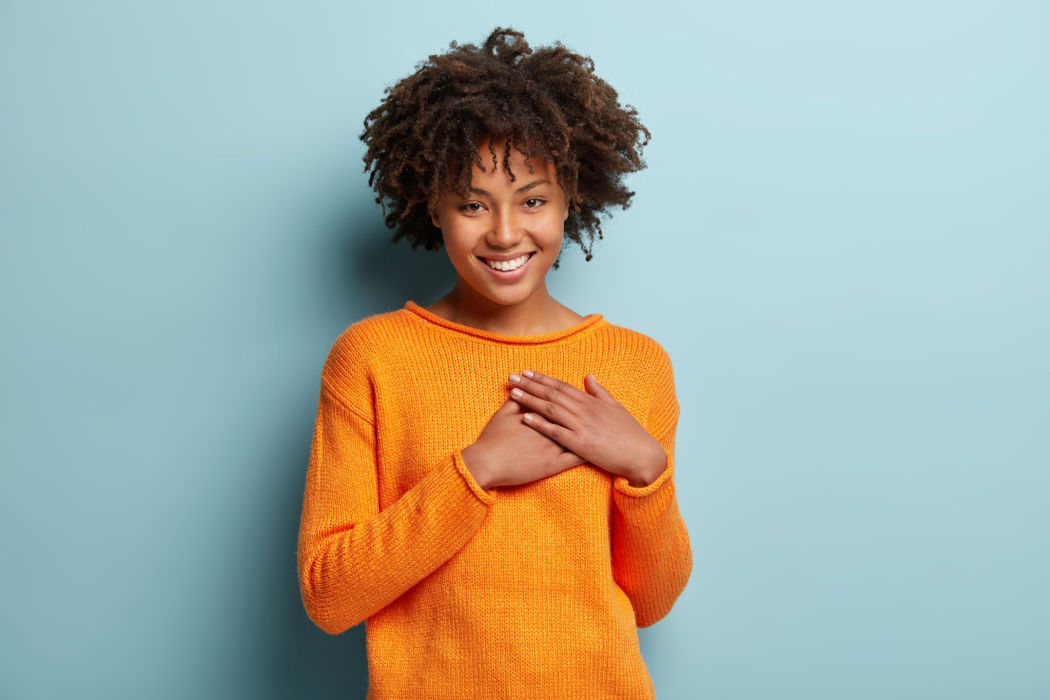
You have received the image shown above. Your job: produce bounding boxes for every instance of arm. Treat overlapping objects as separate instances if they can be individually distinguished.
[610,348,693,628]
[296,337,497,635]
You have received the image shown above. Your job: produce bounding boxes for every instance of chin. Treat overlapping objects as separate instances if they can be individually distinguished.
[484,290,534,307]
[468,282,536,307]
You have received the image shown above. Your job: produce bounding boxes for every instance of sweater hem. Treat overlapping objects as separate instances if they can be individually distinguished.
[452,448,498,505]
[612,447,674,497]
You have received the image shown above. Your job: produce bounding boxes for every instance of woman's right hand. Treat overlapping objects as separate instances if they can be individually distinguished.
[461,397,586,489]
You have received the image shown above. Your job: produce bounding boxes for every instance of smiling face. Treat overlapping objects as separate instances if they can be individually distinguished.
[429,135,570,315]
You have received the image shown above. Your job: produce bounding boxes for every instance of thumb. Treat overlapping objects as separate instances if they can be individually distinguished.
[584,373,614,401]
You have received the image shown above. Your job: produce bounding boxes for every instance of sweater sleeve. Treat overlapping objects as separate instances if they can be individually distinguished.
[296,333,497,635]
[610,346,693,628]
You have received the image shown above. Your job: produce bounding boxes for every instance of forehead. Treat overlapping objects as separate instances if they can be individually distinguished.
[474,145,554,177]
[468,136,556,181]
[436,135,560,201]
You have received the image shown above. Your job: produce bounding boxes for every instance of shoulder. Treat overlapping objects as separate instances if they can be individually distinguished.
[596,320,675,378]
[599,321,681,435]
[597,319,678,413]
[321,307,413,401]
[593,320,679,433]
[327,308,407,356]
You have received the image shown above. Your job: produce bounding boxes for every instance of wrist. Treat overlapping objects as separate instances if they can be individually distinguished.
[461,443,492,490]
[625,447,667,487]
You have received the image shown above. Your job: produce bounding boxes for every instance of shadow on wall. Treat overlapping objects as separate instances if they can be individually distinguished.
[267,199,577,698]
[257,185,588,696]
[323,200,578,318]
[341,207,456,316]
[261,202,452,700]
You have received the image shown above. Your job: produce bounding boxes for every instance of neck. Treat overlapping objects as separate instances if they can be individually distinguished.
[435,281,568,336]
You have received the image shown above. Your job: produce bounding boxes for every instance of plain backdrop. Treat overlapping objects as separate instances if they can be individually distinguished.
[1,1,1047,698]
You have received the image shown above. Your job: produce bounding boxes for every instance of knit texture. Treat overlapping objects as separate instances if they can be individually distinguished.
[297,300,692,699]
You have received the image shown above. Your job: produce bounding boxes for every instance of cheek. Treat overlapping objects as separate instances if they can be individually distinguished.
[542,210,567,238]
[442,228,476,260]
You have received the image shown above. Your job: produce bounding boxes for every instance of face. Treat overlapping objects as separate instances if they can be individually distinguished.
[429,136,570,311]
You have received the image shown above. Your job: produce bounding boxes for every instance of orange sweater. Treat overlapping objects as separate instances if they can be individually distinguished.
[297,300,692,699]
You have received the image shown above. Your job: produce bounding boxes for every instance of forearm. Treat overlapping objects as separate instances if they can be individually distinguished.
[297,383,497,635]
[299,449,493,634]
[611,458,692,627]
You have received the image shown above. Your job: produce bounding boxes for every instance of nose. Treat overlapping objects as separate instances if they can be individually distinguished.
[487,207,522,249]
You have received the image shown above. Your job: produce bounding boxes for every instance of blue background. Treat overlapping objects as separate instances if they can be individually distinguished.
[2,1,1047,698]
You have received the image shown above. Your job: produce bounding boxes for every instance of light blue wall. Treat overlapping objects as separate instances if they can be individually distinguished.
[2,1,1047,698]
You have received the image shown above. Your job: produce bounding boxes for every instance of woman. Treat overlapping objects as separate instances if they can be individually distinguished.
[297,26,693,699]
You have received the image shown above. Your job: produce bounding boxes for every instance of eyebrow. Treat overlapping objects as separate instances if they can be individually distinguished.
[467,179,552,197]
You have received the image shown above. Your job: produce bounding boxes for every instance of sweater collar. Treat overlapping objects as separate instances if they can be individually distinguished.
[403,300,605,345]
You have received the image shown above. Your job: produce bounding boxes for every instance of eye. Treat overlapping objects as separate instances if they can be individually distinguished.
[459,202,484,213]
[523,197,546,208]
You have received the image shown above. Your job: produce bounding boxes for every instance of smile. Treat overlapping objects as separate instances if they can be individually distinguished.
[480,253,533,271]
[477,252,536,281]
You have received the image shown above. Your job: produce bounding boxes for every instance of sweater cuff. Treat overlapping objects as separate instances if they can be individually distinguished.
[612,447,674,498]
[452,448,498,506]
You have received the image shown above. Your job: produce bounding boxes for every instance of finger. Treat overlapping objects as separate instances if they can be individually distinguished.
[520,411,577,452]
[512,370,584,411]
[555,450,587,472]
[563,449,586,467]
[510,384,576,426]
[520,370,582,397]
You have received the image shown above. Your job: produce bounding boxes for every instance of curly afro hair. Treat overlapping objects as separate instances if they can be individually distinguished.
[359,26,651,268]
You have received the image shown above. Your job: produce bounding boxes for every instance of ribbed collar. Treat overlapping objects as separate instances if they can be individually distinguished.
[403,300,605,346]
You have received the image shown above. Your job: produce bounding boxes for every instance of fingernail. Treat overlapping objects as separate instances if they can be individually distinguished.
[522,369,534,378]
[511,388,523,398]
[509,374,521,384]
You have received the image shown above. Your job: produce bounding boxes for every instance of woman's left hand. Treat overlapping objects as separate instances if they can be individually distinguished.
[508,370,667,487]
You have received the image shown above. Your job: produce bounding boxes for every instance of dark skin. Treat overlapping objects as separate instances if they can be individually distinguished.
[359,27,652,266]
[461,397,587,489]
[462,369,667,489]
[425,137,667,491]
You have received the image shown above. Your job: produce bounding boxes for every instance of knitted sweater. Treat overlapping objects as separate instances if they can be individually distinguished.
[297,300,692,699]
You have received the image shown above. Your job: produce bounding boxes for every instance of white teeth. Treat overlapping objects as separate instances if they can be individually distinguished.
[483,253,531,271]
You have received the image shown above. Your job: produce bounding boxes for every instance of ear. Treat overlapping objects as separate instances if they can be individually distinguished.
[562,199,570,222]
[429,207,441,229]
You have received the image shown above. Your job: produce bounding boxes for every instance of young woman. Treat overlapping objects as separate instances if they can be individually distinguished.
[297,27,693,699]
